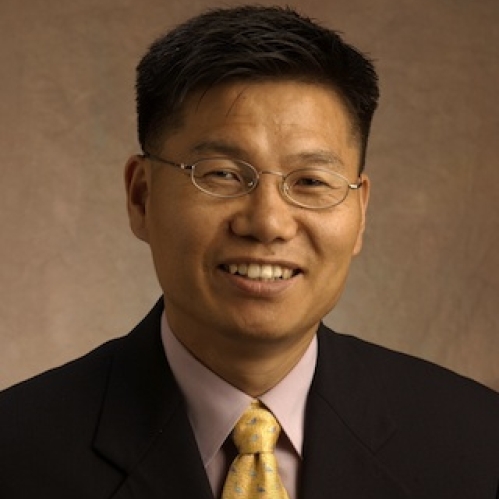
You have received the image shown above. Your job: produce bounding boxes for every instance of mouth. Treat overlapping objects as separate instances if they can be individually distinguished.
[220,263,301,281]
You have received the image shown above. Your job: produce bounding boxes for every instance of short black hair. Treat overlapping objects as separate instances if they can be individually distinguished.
[136,5,379,170]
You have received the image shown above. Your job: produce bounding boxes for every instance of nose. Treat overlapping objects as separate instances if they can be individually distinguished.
[229,172,298,244]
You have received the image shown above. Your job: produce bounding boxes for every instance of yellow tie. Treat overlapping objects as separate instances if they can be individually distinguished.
[221,400,290,499]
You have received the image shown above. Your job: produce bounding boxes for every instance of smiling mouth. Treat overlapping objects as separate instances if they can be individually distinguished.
[221,263,300,281]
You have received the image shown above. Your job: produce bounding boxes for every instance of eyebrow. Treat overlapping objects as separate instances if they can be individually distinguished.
[290,151,345,170]
[190,140,245,158]
[189,140,346,171]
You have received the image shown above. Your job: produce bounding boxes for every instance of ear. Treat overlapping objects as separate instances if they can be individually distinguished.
[124,155,150,243]
[352,173,370,256]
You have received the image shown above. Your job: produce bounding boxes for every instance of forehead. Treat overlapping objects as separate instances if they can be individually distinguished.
[185,80,353,125]
[161,80,360,166]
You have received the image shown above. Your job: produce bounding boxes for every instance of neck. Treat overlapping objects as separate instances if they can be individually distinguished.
[175,328,316,397]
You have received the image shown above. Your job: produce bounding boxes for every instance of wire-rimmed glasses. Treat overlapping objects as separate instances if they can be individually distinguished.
[142,152,363,210]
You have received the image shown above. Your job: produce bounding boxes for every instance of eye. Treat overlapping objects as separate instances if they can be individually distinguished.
[193,159,245,183]
[294,176,329,187]
[204,169,242,182]
[290,170,340,190]
[192,159,254,196]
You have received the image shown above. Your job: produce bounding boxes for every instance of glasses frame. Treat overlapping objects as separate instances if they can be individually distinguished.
[142,151,363,210]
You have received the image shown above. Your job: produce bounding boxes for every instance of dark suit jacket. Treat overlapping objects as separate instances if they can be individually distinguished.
[1,299,498,498]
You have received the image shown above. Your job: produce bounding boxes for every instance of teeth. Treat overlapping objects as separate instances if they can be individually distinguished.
[259,264,273,280]
[273,266,283,279]
[248,263,262,279]
[226,263,296,280]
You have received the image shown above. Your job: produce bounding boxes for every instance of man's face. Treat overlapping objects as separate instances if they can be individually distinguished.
[126,80,369,360]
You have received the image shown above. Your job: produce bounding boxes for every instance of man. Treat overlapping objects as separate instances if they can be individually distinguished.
[1,5,498,499]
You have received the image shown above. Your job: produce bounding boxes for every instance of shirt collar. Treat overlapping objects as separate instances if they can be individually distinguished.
[161,312,317,467]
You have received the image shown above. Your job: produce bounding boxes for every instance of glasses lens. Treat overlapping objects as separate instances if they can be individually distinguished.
[192,159,256,197]
[284,168,348,208]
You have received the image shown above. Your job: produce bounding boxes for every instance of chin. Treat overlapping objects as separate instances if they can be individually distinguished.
[220,319,310,346]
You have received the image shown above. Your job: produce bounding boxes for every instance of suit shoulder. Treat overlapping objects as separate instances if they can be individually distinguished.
[318,325,499,410]
[0,300,164,417]
[0,335,123,416]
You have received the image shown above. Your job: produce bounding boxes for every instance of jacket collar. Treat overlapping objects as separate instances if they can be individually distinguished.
[92,302,407,498]
[300,323,409,498]
[92,299,214,499]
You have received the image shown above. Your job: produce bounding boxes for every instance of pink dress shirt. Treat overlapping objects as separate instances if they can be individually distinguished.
[161,313,317,499]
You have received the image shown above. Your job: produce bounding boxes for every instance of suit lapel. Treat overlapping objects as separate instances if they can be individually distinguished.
[90,304,410,498]
[92,299,214,499]
[300,325,409,499]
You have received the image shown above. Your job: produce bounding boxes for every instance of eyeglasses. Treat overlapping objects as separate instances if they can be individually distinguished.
[142,152,363,210]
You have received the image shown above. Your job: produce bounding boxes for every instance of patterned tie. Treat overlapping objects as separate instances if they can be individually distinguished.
[221,400,290,499]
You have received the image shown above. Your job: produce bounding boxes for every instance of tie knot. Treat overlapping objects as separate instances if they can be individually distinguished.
[232,401,280,454]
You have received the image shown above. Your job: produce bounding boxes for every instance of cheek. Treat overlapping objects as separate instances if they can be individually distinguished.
[316,213,362,255]
[146,181,197,245]
[146,193,226,275]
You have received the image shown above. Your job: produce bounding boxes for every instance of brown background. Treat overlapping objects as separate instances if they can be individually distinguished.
[1,0,498,391]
